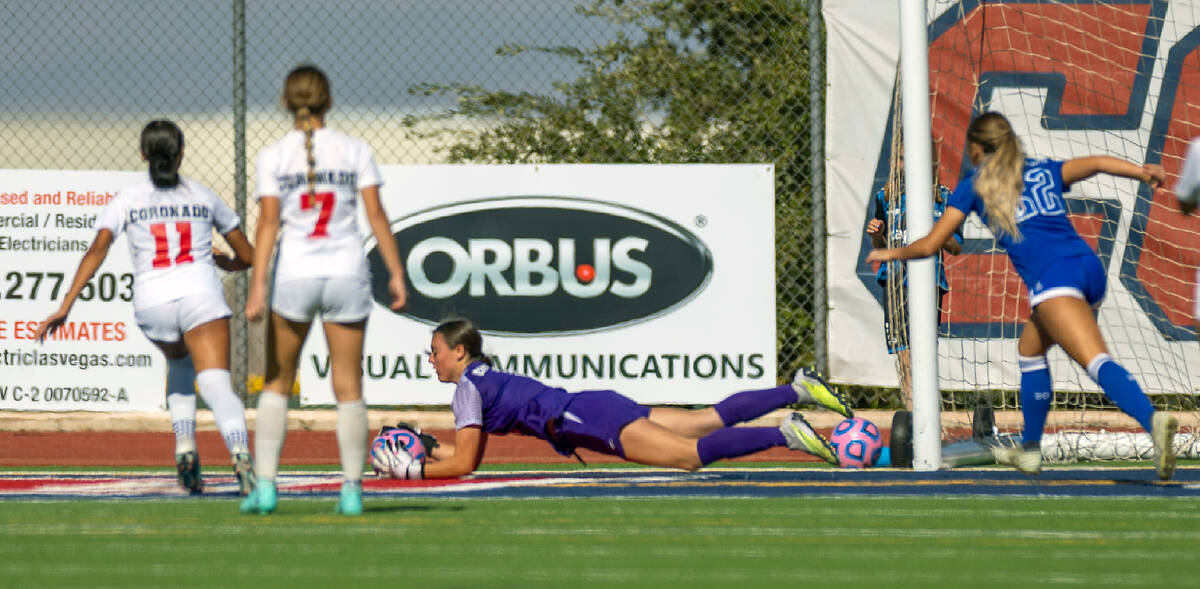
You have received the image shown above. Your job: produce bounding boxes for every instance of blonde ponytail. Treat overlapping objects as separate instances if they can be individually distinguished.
[968,113,1026,240]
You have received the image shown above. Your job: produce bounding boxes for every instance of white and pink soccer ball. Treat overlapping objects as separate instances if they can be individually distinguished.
[829,417,884,468]
[370,428,427,478]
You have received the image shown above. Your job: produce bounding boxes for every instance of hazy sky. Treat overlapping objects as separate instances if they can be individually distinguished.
[1,0,622,116]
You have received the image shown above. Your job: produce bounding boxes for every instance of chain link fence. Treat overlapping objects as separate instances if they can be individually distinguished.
[2,0,850,404]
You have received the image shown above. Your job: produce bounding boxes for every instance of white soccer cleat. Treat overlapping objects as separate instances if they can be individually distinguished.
[1152,411,1178,481]
[232,452,256,497]
[991,445,1042,475]
[780,412,839,466]
[791,367,854,418]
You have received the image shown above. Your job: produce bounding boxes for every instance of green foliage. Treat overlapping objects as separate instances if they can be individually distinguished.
[407,0,812,165]
[404,0,821,376]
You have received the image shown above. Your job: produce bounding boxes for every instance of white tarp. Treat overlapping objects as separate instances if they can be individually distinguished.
[824,0,1200,394]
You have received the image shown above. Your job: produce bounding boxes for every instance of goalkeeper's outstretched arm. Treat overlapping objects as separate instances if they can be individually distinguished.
[422,426,486,479]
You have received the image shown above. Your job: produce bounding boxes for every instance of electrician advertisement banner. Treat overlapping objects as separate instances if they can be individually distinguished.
[300,164,777,406]
[824,0,1200,394]
[0,169,165,411]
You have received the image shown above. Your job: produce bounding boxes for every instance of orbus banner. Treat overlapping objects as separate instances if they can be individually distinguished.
[0,169,164,411]
[825,0,1200,393]
[299,164,776,406]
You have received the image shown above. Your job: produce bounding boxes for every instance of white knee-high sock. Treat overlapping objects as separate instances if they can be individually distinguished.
[336,400,368,483]
[165,356,197,455]
[254,390,290,481]
[166,392,197,454]
[195,368,250,457]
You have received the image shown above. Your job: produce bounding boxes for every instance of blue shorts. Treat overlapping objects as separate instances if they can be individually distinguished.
[551,390,651,459]
[1028,254,1106,308]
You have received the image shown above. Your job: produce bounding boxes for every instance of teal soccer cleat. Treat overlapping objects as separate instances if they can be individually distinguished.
[239,479,277,515]
[335,480,363,516]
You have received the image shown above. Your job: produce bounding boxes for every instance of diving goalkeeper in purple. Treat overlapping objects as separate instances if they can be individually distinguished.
[378,319,856,479]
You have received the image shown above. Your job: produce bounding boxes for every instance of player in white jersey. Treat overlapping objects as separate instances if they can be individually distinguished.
[36,120,257,495]
[1174,137,1200,335]
[240,65,407,516]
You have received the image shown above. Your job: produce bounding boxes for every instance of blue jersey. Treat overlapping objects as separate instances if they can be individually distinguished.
[451,361,572,442]
[948,158,1095,286]
[873,184,961,291]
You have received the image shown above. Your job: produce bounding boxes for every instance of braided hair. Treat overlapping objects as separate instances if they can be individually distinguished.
[282,65,331,201]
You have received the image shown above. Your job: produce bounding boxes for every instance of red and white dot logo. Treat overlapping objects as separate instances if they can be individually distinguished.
[367,197,712,335]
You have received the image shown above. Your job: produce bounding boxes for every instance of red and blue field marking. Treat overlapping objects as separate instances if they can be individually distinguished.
[1,467,1197,500]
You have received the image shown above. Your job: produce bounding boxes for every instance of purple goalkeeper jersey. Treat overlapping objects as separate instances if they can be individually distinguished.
[451,361,572,442]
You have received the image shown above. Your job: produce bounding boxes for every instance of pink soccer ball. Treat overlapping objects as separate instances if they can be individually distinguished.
[370,427,427,478]
[829,417,883,468]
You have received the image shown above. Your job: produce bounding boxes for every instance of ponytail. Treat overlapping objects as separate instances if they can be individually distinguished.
[297,105,317,200]
[967,112,1025,240]
[282,65,331,200]
[140,120,183,189]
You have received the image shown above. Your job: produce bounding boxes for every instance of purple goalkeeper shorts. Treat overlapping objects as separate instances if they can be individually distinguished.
[550,390,651,459]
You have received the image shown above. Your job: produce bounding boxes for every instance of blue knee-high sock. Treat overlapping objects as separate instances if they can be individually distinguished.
[1088,354,1154,432]
[696,427,787,466]
[712,386,797,427]
[1018,355,1053,447]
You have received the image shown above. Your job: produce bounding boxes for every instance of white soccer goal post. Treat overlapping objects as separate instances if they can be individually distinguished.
[895,0,1200,465]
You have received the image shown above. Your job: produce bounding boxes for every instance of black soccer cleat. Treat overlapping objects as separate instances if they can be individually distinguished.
[176,450,203,495]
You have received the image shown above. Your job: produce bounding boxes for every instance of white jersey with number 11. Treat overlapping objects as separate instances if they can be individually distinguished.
[96,176,240,312]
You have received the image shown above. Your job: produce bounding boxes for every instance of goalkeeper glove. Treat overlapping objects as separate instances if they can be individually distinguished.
[391,421,440,451]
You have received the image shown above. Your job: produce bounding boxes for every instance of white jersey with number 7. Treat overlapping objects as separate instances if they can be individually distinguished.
[96,176,240,312]
[255,128,383,285]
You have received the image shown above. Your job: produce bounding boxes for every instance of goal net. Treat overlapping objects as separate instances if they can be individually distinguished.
[892,0,1200,462]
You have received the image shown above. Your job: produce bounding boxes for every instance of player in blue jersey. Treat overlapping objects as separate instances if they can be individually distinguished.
[371,319,855,479]
[866,141,963,408]
[868,112,1178,479]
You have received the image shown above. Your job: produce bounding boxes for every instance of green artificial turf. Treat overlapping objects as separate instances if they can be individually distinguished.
[1,494,1198,588]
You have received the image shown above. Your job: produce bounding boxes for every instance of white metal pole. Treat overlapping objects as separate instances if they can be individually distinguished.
[899,0,942,471]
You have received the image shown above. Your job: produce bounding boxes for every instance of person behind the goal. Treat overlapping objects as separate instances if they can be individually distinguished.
[866,139,962,409]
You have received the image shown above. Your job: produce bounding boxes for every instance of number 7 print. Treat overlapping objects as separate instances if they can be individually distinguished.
[302,191,335,238]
